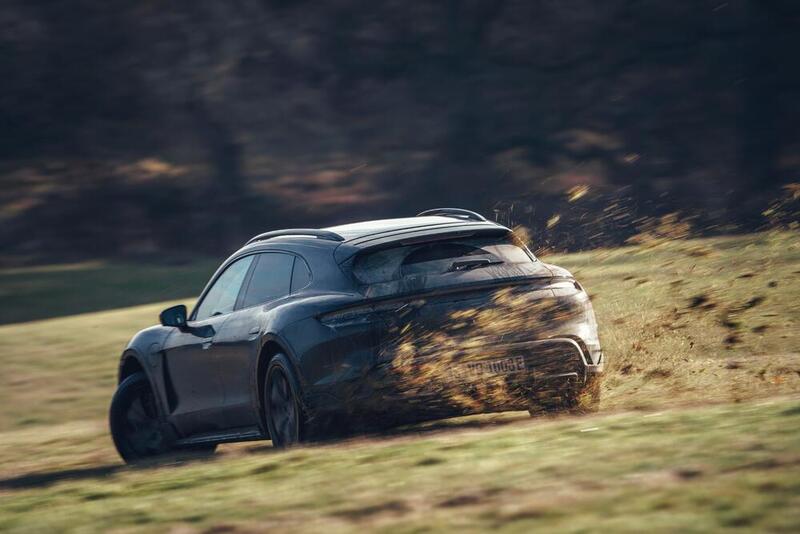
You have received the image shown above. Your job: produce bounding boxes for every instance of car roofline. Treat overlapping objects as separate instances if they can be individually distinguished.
[239,209,509,256]
[341,220,504,246]
[245,229,344,246]
[332,222,511,264]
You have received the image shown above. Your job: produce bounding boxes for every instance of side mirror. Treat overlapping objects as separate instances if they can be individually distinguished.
[160,305,188,328]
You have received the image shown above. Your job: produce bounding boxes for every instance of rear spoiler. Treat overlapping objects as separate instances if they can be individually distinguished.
[333,223,511,264]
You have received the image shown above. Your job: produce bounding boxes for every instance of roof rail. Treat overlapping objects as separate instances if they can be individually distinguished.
[416,208,488,222]
[245,229,345,246]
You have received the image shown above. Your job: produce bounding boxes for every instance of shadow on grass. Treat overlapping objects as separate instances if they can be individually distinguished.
[1,414,530,490]
[0,449,226,490]
[378,412,527,437]
[0,465,123,490]
[300,411,531,447]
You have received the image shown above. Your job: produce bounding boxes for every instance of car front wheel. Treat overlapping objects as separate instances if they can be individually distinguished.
[110,372,171,463]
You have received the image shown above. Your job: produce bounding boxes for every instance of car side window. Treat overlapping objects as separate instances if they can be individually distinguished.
[239,253,294,308]
[291,257,312,292]
[194,256,255,321]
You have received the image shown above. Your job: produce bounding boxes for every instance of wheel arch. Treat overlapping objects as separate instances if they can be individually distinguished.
[116,350,171,422]
[118,352,147,384]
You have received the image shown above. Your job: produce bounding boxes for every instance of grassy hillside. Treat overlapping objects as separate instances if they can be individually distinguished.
[555,230,800,411]
[0,231,798,532]
[1,231,797,431]
[0,259,218,325]
[1,399,799,532]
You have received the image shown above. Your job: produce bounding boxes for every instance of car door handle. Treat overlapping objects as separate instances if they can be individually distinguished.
[248,327,260,335]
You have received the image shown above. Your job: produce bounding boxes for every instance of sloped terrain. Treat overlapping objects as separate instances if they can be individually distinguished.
[1,400,799,532]
[0,231,798,532]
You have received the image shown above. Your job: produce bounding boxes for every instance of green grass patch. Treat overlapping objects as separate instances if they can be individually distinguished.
[0,259,218,325]
[0,398,798,532]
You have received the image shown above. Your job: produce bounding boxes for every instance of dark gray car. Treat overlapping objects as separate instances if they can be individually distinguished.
[110,208,603,462]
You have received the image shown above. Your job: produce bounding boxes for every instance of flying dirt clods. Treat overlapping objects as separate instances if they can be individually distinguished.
[364,285,594,416]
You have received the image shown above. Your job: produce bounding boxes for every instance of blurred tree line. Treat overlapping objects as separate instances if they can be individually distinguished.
[1,0,798,261]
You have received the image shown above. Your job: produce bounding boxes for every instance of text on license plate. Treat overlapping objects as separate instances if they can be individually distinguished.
[450,355,527,381]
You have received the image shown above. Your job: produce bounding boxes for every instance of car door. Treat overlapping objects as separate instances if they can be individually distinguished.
[209,252,300,428]
[162,255,255,436]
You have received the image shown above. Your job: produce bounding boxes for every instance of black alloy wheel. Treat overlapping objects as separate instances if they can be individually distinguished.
[265,356,302,448]
[110,372,168,463]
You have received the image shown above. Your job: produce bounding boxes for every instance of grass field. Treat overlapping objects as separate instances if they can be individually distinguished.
[1,399,799,532]
[0,259,219,325]
[0,231,798,532]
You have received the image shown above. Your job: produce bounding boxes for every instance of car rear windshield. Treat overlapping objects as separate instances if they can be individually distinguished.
[352,235,535,285]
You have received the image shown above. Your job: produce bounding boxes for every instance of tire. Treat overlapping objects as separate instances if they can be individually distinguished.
[264,354,309,448]
[110,372,172,463]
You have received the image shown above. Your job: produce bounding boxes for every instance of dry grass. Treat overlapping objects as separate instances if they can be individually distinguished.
[3,231,795,431]
[0,399,799,532]
[0,300,191,430]
[550,230,800,411]
[0,230,798,532]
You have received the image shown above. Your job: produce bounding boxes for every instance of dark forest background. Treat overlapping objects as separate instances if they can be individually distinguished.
[1,0,799,261]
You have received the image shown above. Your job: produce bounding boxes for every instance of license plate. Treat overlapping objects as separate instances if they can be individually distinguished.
[449,355,527,381]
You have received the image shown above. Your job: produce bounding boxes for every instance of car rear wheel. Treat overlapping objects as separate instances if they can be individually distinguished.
[110,372,171,463]
[264,355,306,448]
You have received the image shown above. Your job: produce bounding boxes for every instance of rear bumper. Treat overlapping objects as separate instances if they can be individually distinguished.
[505,337,603,375]
[398,337,602,381]
[305,337,602,418]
